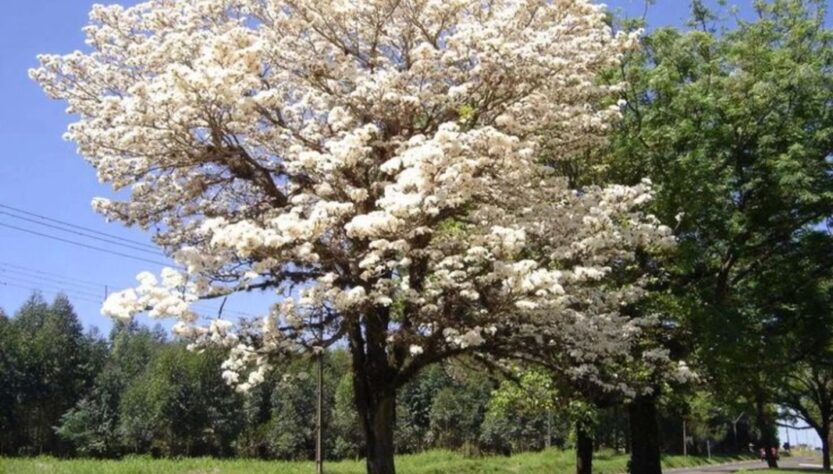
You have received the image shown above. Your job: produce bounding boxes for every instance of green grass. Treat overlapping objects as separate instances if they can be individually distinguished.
[0,450,755,474]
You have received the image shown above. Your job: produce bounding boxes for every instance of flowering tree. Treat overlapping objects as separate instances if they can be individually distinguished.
[32,0,672,472]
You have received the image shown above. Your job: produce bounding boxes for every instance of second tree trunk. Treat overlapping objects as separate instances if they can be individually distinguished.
[628,395,662,474]
[576,423,594,474]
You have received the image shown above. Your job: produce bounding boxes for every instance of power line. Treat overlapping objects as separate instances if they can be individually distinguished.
[192,303,254,318]
[0,203,159,251]
[0,279,103,305]
[0,261,106,289]
[0,281,102,305]
[0,210,164,256]
[0,272,254,318]
[0,273,104,300]
[0,222,174,267]
[0,281,235,334]
[0,204,261,317]
[0,261,255,318]
[0,265,104,292]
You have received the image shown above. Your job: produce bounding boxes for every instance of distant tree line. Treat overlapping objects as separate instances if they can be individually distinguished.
[0,292,765,461]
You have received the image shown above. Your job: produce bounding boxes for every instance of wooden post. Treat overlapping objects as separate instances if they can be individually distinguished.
[316,314,324,474]
[546,410,552,449]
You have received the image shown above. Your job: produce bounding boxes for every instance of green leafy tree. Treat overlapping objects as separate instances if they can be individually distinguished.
[12,294,92,455]
[0,308,20,454]
[119,345,243,457]
[396,364,452,454]
[480,370,562,455]
[234,371,279,459]
[332,372,363,460]
[428,368,493,454]
[601,0,833,469]
[57,321,165,457]
[268,365,320,460]
[779,361,833,469]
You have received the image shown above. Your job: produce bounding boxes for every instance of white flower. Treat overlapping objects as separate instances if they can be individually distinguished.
[101,289,141,321]
[222,370,240,384]
[33,0,675,397]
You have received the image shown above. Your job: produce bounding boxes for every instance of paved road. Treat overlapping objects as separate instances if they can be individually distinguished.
[667,456,822,473]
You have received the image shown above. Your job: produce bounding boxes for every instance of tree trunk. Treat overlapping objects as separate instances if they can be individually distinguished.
[754,396,778,469]
[815,428,833,471]
[351,361,397,474]
[625,413,631,454]
[628,395,662,474]
[349,312,398,474]
[362,391,396,474]
[576,423,594,474]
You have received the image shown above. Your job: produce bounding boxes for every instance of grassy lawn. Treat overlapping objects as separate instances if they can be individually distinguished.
[0,450,755,474]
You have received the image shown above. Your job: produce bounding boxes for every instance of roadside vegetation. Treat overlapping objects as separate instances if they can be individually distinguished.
[0,450,756,474]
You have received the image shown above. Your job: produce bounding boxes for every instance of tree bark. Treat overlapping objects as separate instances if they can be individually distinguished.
[754,396,778,469]
[818,399,832,471]
[628,395,662,474]
[351,359,397,474]
[576,423,594,474]
[362,391,396,474]
[625,413,631,454]
[349,311,398,474]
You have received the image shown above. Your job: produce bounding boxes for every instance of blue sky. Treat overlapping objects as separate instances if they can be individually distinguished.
[0,0,824,446]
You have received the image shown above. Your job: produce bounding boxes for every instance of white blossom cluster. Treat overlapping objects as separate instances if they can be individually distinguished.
[33,0,676,395]
[100,269,197,322]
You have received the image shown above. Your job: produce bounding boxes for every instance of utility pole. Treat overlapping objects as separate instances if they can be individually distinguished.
[732,412,745,453]
[315,313,324,474]
[683,419,688,458]
[546,410,552,449]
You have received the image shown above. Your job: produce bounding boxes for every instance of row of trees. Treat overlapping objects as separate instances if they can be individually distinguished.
[0,293,764,461]
[28,0,833,472]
